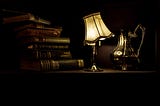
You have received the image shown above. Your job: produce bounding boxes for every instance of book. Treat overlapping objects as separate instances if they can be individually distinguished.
[1,9,28,19]
[15,27,63,39]
[17,36,70,45]
[13,23,49,32]
[19,58,84,71]
[21,49,72,60]
[12,22,63,32]
[24,44,70,50]
[2,12,51,25]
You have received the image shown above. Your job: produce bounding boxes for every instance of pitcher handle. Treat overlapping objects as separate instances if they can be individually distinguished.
[134,24,146,57]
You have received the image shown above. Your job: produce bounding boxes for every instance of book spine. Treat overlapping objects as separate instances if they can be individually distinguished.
[19,58,84,71]
[25,44,70,50]
[40,59,84,71]
[17,37,70,45]
[16,28,62,39]
[2,13,51,25]
[13,23,46,32]
[22,50,72,60]
[3,13,33,24]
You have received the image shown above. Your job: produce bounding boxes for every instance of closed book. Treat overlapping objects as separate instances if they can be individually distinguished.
[1,20,50,33]
[17,36,70,45]
[24,43,70,50]
[21,49,72,60]
[1,9,27,18]
[13,23,49,32]
[16,27,63,39]
[19,59,84,71]
[2,12,51,25]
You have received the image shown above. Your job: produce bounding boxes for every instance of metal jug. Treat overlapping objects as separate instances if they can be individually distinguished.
[111,24,146,70]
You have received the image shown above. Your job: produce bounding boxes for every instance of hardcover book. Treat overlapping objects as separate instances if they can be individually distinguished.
[1,9,27,17]
[17,36,70,45]
[2,12,51,25]
[21,49,72,60]
[25,44,70,50]
[13,23,49,32]
[15,27,63,39]
[19,58,84,71]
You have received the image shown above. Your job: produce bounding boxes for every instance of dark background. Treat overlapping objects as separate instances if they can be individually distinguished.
[0,0,159,71]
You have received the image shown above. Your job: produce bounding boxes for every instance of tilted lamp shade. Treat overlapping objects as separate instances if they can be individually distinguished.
[83,12,113,44]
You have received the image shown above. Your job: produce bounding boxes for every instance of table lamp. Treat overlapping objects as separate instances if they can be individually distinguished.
[83,12,114,72]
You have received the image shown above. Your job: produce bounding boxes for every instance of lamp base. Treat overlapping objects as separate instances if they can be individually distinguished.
[84,64,103,72]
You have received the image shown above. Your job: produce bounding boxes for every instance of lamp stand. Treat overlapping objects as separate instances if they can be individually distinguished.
[85,44,103,72]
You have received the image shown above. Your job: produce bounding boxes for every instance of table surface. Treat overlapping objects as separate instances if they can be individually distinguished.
[0,68,158,81]
[0,68,157,73]
[49,69,155,73]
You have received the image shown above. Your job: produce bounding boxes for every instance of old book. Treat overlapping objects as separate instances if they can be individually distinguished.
[21,49,72,60]
[16,27,63,39]
[17,36,70,45]
[19,58,84,71]
[13,22,62,32]
[13,23,49,32]
[24,44,70,50]
[1,9,27,17]
[2,12,51,25]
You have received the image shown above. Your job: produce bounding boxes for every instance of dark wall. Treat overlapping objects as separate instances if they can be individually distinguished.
[0,0,159,70]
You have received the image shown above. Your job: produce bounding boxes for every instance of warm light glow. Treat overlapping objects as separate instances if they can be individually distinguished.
[83,12,113,44]
[82,12,114,72]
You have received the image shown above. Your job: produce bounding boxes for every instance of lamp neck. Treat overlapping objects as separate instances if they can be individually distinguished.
[91,43,98,66]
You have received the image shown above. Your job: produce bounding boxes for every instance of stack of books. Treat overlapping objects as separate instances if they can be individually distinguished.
[1,9,84,71]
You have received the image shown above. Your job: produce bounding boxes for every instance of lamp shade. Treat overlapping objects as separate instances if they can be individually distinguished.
[83,12,113,44]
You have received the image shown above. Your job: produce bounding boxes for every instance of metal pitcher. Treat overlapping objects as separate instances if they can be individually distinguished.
[111,24,146,70]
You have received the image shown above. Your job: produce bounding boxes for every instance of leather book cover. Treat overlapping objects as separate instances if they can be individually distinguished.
[16,27,63,39]
[2,12,51,25]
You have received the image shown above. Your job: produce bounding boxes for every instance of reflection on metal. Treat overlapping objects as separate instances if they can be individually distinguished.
[111,24,146,70]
